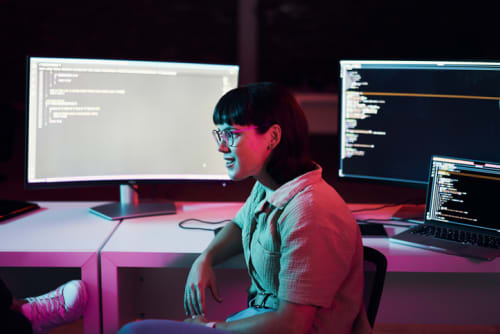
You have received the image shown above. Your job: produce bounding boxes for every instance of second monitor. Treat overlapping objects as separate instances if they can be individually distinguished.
[338,60,500,186]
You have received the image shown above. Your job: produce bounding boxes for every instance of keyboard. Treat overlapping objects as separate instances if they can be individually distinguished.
[410,225,500,249]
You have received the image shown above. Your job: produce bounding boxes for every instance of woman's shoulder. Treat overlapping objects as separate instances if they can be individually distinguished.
[294,178,346,208]
[282,180,356,229]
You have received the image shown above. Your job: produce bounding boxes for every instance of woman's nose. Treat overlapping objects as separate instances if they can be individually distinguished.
[218,140,230,153]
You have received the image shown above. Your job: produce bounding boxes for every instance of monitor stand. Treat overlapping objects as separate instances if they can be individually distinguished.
[90,184,176,221]
[390,204,425,223]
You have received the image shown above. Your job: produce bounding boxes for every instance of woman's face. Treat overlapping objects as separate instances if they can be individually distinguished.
[214,123,272,182]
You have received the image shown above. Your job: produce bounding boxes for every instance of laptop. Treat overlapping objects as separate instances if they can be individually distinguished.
[390,155,500,261]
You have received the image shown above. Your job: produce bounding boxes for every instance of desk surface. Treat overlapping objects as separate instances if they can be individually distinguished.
[0,201,118,252]
[2,201,499,332]
[100,201,500,273]
[98,201,500,331]
[0,201,120,334]
[102,201,242,254]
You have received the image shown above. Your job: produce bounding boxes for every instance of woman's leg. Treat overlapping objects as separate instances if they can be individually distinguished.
[118,319,228,334]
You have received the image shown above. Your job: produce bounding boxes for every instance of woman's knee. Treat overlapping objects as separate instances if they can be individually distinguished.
[118,321,146,334]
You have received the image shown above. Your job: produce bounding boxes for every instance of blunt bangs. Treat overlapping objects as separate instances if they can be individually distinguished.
[213,87,251,126]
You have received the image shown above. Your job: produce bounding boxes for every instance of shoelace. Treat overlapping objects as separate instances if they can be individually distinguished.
[26,287,67,331]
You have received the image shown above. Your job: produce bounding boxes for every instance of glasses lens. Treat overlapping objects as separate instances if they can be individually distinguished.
[212,130,221,145]
[221,130,233,146]
[212,129,233,146]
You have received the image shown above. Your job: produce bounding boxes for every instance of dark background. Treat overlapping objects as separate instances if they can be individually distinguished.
[1,0,498,205]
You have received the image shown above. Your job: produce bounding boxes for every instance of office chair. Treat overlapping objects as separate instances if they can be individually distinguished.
[362,246,387,327]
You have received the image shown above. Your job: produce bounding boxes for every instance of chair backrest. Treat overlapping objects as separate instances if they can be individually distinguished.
[362,246,387,327]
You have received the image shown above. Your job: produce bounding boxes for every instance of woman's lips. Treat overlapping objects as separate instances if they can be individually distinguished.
[224,157,235,168]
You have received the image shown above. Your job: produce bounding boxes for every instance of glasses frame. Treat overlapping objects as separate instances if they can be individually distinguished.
[212,126,258,147]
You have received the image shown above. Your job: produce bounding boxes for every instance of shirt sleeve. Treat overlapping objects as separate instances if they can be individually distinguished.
[277,188,360,307]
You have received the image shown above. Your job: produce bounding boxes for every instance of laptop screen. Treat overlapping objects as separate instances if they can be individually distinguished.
[425,156,500,232]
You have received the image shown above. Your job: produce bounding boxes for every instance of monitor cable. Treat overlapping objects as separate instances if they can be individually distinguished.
[178,218,232,232]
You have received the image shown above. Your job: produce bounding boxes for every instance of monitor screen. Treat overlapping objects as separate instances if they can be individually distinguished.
[26,57,239,219]
[425,155,500,232]
[338,60,500,186]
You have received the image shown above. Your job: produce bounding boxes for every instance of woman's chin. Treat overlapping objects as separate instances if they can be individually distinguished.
[228,174,242,181]
[227,170,247,182]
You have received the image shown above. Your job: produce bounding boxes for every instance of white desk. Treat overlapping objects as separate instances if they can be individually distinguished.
[0,202,119,334]
[2,201,499,334]
[101,202,500,334]
[100,201,245,334]
[352,204,500,325]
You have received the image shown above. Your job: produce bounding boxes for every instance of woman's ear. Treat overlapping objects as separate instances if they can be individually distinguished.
[267,124,282,150]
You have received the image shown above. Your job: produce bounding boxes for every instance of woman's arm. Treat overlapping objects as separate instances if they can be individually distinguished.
[184,221,243,316]
[200,221,243,266]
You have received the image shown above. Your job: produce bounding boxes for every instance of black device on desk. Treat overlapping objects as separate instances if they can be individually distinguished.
[359,223,388,237]
[391,156,500,261]
[0,200,39,222]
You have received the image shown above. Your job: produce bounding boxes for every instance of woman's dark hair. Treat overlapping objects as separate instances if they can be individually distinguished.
[213,82,314,185]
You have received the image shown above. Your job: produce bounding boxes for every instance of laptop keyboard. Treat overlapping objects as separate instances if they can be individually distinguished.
[410,225,500,249]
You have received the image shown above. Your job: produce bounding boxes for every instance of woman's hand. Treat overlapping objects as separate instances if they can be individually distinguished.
[184,255,223,316]
[183,222,242,317]
[184,314,208,325]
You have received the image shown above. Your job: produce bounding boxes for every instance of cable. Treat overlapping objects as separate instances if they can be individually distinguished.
[178,218,232,232]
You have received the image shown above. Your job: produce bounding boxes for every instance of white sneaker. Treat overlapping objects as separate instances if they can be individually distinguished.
[21,280,88,334]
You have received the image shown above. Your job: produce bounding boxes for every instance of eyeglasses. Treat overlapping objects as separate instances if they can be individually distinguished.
[212,126,257,147]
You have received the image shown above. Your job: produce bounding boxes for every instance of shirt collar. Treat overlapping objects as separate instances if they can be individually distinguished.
[266,163,323,209]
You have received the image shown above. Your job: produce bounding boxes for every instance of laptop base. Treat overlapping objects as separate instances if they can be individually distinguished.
[391,227,500,261]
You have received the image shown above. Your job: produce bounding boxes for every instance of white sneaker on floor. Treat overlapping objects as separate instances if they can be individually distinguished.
[21,280,88,334]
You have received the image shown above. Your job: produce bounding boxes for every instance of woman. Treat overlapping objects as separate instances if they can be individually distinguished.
[120,83,368,334]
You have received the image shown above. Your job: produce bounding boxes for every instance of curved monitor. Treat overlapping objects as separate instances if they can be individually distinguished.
[26,57,239,219]
[338,60,500,186]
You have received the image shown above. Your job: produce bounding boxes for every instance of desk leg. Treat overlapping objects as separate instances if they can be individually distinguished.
[101,254,120,334]
[81,253,101,334]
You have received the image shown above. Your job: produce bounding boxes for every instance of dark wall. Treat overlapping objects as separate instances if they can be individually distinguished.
[258,1,499,91]
[0,1,241,202]
[2,0,495,204]
[0,1,237,103]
